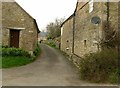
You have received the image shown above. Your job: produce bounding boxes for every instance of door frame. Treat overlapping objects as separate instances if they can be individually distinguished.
[9,29,20,48]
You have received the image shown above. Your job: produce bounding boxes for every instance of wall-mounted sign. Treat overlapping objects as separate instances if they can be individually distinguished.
[91,16,101,24]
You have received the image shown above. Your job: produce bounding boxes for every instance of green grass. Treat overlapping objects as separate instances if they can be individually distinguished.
[1,45,42,68]
[1,56,33,68]
[45,42,56,48]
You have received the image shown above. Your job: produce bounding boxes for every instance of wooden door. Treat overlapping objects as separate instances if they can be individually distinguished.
[10,30,20,48]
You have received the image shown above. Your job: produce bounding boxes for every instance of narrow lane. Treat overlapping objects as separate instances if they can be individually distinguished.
[2,44,97,86]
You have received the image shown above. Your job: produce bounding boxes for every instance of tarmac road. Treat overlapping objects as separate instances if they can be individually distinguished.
[2,44,112,86]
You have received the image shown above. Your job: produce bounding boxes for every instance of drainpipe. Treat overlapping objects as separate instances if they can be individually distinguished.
[103,0,109,47]
[72,13,75,54]
[107,0,109,29]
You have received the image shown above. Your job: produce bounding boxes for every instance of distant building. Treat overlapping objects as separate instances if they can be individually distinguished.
[38,31,47,42]
[2,1,40,54]
[61,1,120,58]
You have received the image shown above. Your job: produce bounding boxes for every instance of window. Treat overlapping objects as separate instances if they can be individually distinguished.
[66,40,69,42]
[84,40,87,47]
[61,27,63,36]
[89,0,94,13]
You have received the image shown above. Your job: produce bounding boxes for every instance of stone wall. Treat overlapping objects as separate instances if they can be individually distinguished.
[109,2,119,32]
[2,2,39,54]
[74,2,107,57]
[61,15,73,55]
[108,2,119,45]
[61,1,120,59]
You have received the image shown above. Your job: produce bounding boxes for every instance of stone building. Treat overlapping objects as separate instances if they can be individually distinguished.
[61,14,74,55]
[2,1,40,54]
[61,0,120,58]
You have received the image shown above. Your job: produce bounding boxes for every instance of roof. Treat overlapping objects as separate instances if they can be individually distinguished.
[60,1,78,27]
[61,0,89,27]
[14,1,34,19]
[33,19,40,33]
[15,2,40,33]
[60,14,74,27]
[5,1,40,33]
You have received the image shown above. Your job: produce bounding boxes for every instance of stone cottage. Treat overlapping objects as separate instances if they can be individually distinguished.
[61,0,120,58]
[2,1,40,54]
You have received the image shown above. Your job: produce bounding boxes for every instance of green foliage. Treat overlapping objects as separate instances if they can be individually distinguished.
[33,44,41,56]
[79,49,119,83]
[47,42,56,48]
[108,72,118,83]
[1,45,9,48]
[2,48,31,58]
[46,18,65,39]
[1,56,33,68]
[1,44,42,68]
[117,68,120,75]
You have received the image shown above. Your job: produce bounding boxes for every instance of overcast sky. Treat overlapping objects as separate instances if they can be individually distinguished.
[15,0,77,31]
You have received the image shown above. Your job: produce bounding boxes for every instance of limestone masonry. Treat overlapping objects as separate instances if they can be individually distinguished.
[2,1,40,54]
[61,1,120,60]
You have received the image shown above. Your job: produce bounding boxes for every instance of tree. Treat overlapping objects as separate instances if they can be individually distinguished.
[100,21,119,49]
[46,18,65,39]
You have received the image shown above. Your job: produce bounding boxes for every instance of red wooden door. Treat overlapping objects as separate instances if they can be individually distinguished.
[10,30,20,48]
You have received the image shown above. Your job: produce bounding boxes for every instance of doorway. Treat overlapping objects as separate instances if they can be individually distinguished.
[10,30,20,48]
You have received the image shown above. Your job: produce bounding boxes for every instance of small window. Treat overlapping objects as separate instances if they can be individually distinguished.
[89,0,94,13]
[84,40,87,47]
[66,40,69,42]
[61,27,63,36]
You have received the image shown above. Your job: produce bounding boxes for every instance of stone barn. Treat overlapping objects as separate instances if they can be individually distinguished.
[2,1,40,54]
[61,0,120,58]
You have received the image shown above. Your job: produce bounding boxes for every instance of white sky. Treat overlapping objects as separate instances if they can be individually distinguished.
[15,0,77,31]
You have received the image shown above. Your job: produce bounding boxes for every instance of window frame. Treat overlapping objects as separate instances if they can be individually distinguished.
[89,0,94,13]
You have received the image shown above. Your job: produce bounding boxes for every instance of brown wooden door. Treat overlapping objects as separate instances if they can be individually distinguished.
[10,30,20,48]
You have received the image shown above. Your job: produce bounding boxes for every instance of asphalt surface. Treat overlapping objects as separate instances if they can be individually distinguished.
[2,44,111,86]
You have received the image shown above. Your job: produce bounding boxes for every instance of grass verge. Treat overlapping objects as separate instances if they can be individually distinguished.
[1,56,33,68]
[1,44,42,68]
